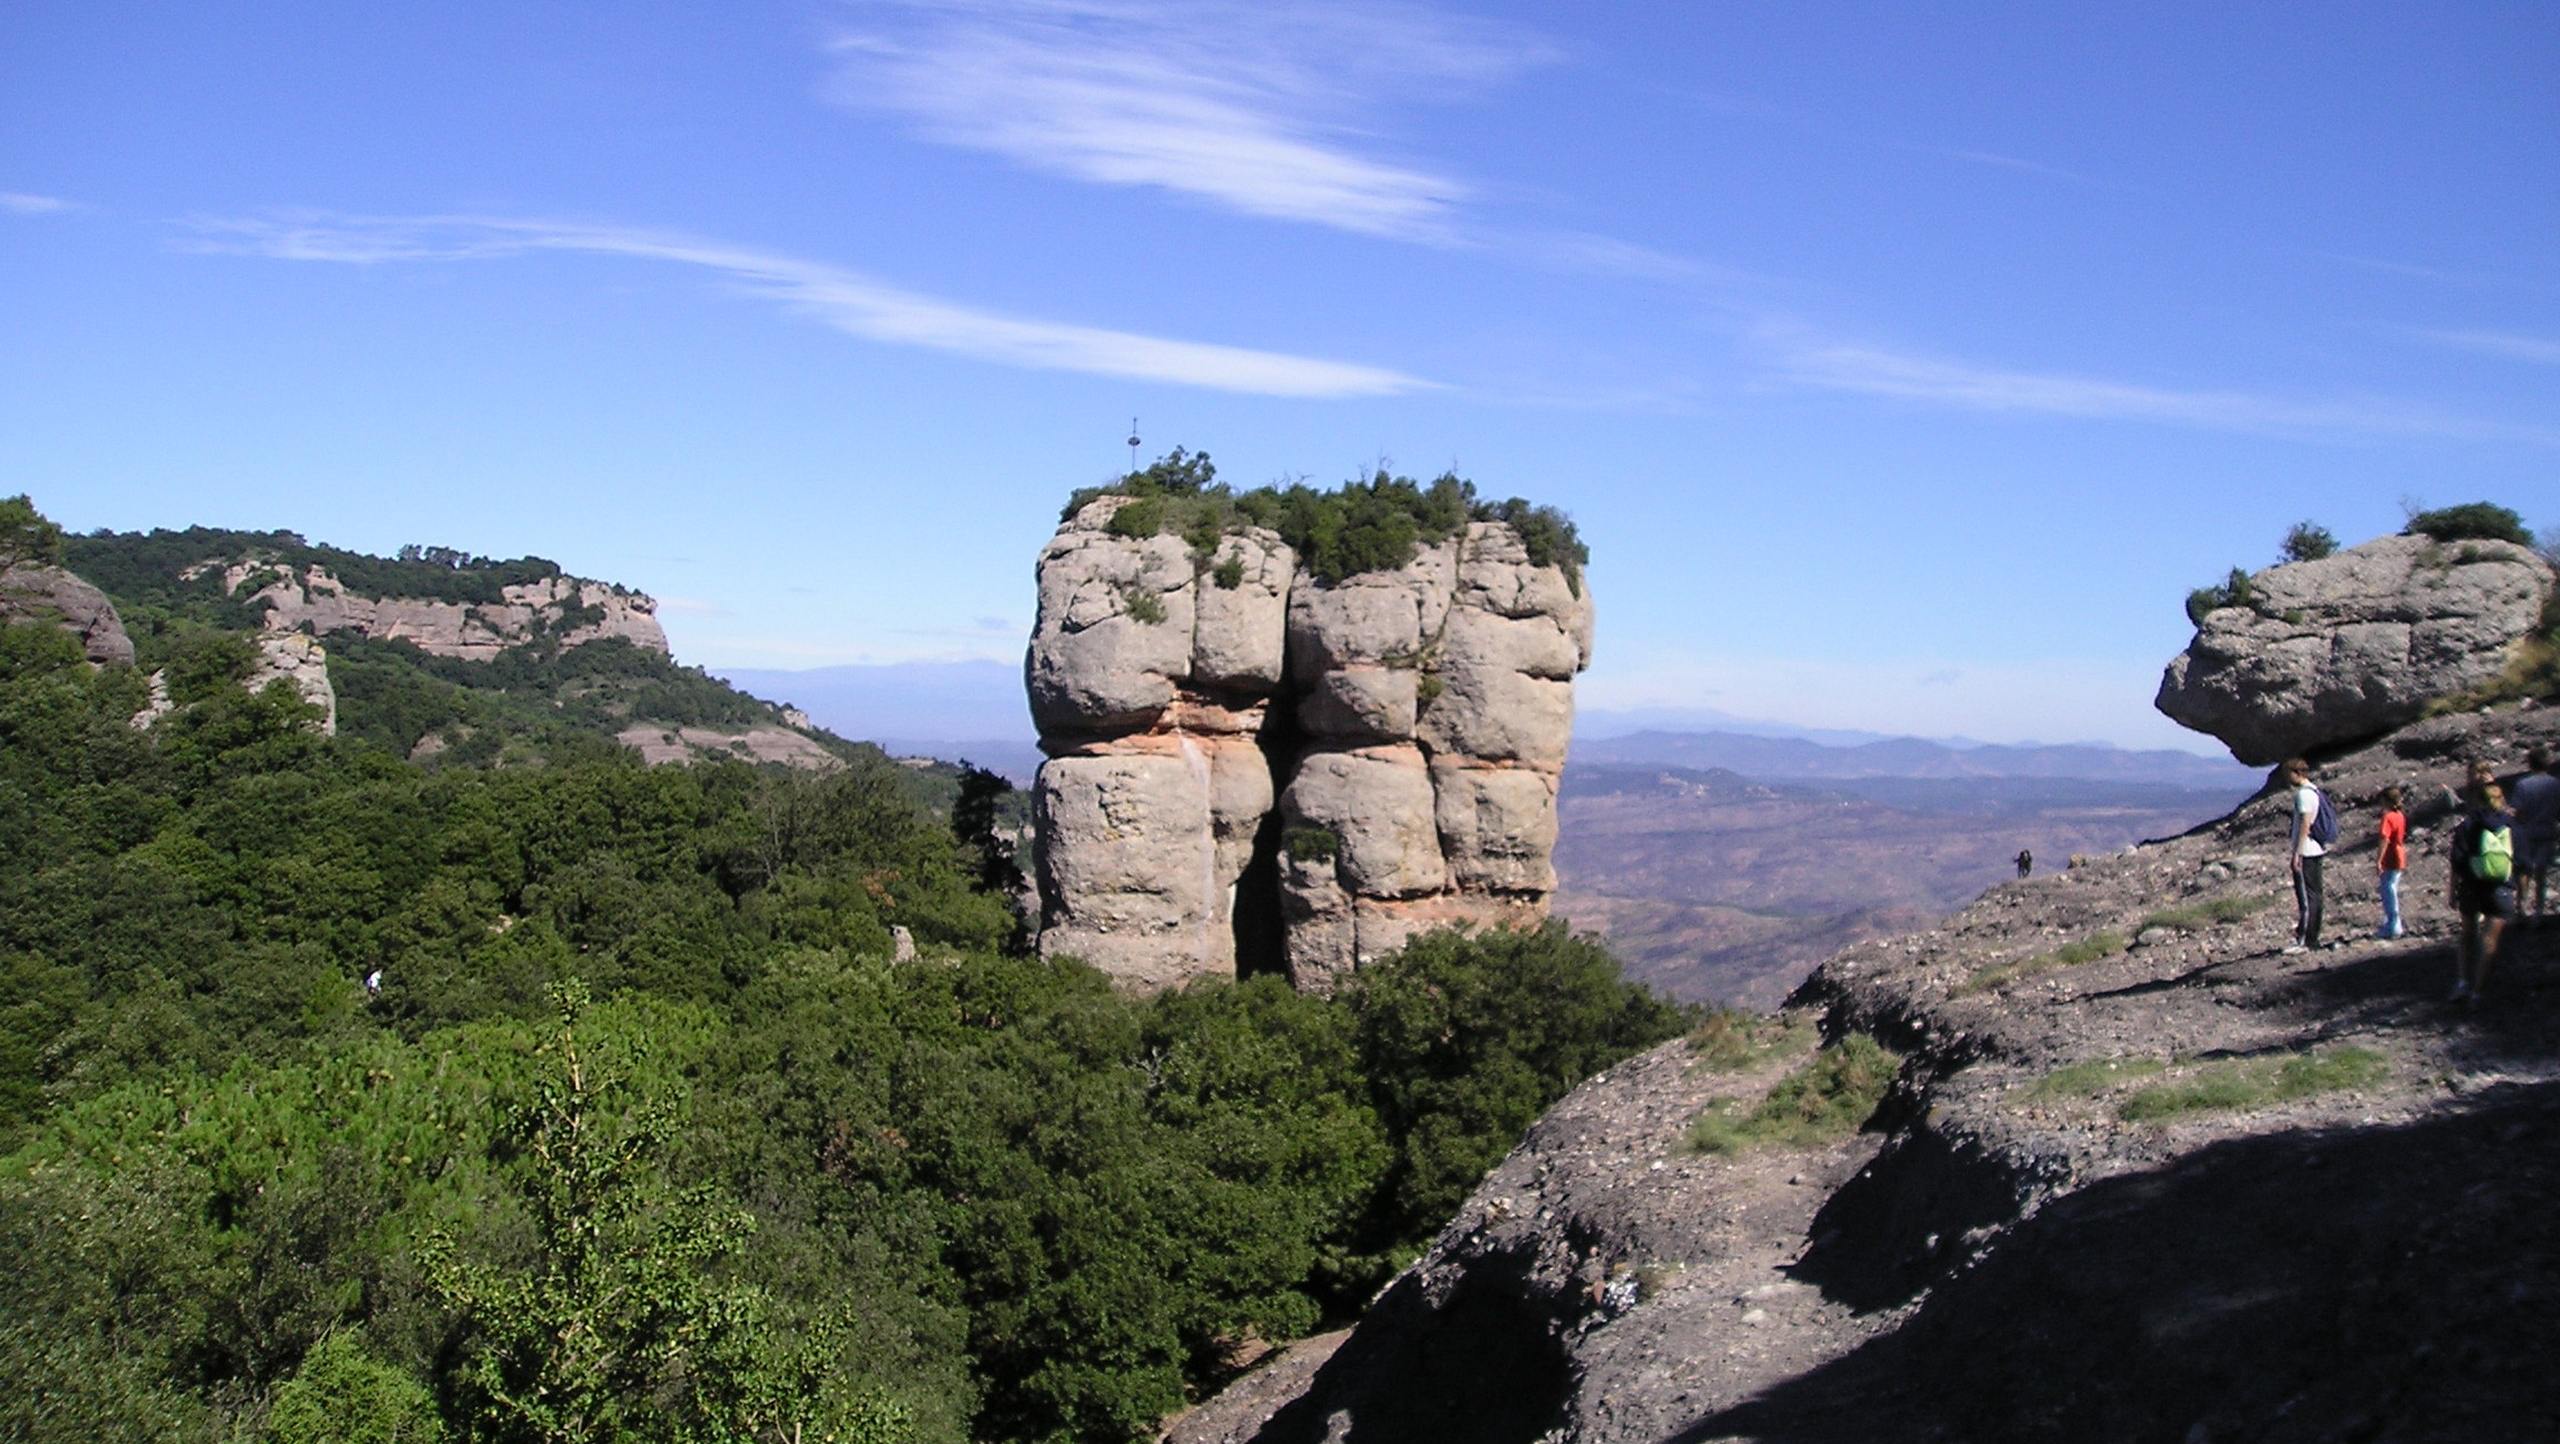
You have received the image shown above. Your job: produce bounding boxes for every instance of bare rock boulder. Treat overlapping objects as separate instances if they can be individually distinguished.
[1280,745,1446,899]
[0,563,134,666]
[1431,760,1560,892]
[1034,749,1228,989]
[1193,527,1294,690]
[2157,534,2554,764]
[1027,499,1203,734]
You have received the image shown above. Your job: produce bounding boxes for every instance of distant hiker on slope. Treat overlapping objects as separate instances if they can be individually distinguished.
[2282,757,2334,955]
[2512,746,2558,928]
[2375,784,2407,941]
[2448,779,2517,1004]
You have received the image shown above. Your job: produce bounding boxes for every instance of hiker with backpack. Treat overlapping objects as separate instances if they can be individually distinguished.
[2447,776,2517,1004]
[2282,757,2336,955]
[2512,746,2558,927]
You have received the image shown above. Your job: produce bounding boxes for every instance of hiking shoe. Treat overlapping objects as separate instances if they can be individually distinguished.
[2449,980,2471,1002]
[2281,944,2308,955]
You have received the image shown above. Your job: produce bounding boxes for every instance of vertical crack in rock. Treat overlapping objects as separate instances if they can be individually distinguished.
[1028,497,1593,990]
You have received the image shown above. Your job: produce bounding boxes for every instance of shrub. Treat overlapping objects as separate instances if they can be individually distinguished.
[2404,502,2533,547]
[2184,566,2255,626]
[264,1332,441,1444]
[1349,923,1695,1253]
[1685,1010,1814,1073]
[0,494,66,571]
[1686,1033,1897,1153]
[1212,556,1246,590]
[1122,586,1167,625]
[1283,827,1339,862]
[1066,453,1586,589]
[2280,522,2337,562]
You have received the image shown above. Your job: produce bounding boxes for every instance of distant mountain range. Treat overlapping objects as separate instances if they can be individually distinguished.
[713,661,2260,791]
[1571,728,2259,788]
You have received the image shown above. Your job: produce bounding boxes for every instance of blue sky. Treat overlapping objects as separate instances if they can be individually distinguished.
[4,1,2553,751]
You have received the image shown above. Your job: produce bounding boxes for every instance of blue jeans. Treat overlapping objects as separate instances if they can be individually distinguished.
[2378,869,2402,938]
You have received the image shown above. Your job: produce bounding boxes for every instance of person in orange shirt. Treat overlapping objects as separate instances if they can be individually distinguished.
[2374,784,2407,941]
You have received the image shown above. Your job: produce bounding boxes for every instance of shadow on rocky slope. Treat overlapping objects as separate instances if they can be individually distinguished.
[1689,1080,2560,1444]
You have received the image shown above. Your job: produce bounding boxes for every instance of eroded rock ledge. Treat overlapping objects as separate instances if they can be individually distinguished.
[1027,494,1594,992]
[1173,699,2560,1444]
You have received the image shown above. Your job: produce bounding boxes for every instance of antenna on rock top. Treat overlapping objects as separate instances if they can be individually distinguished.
[1126,418,1141,474]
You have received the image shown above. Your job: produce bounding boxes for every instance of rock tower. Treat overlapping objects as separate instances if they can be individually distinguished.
[1027,490,1593,992]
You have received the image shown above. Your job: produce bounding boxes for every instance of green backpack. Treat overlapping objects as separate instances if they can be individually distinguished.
[2470,820,2514,883]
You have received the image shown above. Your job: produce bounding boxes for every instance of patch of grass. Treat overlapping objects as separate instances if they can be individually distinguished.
[1957,930,2128,995]
[2117,1046,2388,1122]
[2137,896,2270,933]
[1282,826,1339,862]
[2016,1056,2168,1104]
[1686,1034,1898,1154]
[1685,1010,1815,1073]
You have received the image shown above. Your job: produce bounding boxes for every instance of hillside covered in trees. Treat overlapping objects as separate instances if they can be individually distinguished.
[1,499,1692,1444]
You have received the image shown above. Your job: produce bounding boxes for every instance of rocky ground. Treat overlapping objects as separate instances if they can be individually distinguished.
[1168,699,2560,1444]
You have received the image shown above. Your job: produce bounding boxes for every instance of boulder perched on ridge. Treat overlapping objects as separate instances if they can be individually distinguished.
[2156,534,2553,764]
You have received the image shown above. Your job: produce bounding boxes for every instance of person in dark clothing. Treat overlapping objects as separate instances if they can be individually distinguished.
[2512,745,2558,926]
[2448,780,2517,1004]
[2015,849,2033,879]
[2282,757,2326,954]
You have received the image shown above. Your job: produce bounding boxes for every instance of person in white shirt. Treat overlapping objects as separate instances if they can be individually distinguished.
[2282,757,2325,954]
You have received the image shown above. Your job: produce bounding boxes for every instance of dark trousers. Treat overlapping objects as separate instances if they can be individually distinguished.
[2294,854,2324,947]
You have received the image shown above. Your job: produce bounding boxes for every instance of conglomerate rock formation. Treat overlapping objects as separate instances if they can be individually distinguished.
[2157,532,2553,764]
[187,559,669,660]
[1029,494,1593,992]
[0,562,135,666]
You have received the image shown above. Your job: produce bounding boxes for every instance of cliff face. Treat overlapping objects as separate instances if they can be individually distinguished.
[189,559,669,660]
[1027,497,1592,992]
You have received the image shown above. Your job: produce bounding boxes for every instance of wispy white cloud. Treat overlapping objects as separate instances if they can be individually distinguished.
[1762,326,2559,444]
[189,212,1432,397]
[1923,146,2094,185]
[2416,327,2560,367]
[1,192,75,215]
[824,0,1553,240]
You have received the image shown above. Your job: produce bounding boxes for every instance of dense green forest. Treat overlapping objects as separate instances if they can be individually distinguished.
[1,507,1690,1444]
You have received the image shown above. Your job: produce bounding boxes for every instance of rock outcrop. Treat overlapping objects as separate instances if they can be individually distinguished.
[2157,533,2554,764]
[247,633,338,733]
[0,563,135,666]
[1028,497,1591,991]
[189,560,669,661]
[1173,699,2560,1443]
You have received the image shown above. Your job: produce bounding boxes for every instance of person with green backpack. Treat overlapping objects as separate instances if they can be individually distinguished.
[2447,776,2517,1005]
